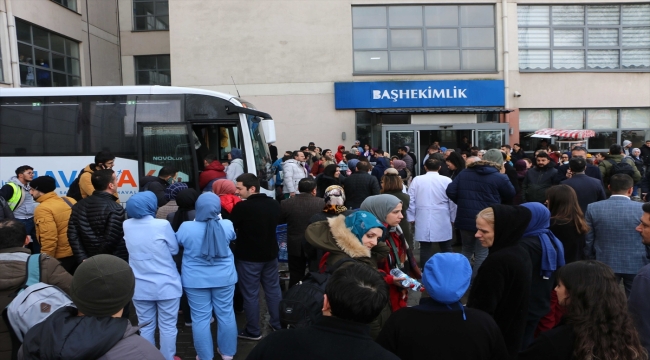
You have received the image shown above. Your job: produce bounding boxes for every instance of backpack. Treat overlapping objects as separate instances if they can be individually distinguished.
[66,168,87,201]
[2,254,74,345]
[607,159,636,178]
[279,258,357,329]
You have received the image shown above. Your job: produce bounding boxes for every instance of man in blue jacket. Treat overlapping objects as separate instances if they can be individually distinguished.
[447,149,515,279]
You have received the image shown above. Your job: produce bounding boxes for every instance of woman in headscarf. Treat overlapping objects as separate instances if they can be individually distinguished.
[157,182,188,220]
[467,204,533,360]
[316,164,341,197]
[168,188,200,232]
[380,172,412,249]
[361,194,420,312]
[519,202,566,349]
[175,193,237,360]
[226,148,245,183]
[124,191,182,360]
[392,159,409,181]
[520,261,647,360]
[212,179,241,219]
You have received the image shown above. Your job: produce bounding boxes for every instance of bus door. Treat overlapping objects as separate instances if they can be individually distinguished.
[137,122,200,190]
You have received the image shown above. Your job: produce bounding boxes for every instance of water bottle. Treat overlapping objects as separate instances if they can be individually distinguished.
[390,268,425,292]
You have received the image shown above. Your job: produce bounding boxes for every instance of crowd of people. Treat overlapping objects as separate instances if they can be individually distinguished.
[1,137,650,360]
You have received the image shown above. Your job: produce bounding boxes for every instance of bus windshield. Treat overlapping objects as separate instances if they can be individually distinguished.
[246,114,274,191]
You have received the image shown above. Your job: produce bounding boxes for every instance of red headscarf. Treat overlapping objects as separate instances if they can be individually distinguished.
[212,179,241,213]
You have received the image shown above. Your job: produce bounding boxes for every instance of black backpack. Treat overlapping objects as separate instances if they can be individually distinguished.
[65,168,87,201]
[607,159,636,178]
[279,258,357,329]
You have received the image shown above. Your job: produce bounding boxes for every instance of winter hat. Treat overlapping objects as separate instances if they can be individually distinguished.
[164,182,188,201]
[623,140,632,147]
[29,175,56,193]
[71,255,135,317]
[483,149,504,166]
[422,253,471,304]
[348,159,360,171]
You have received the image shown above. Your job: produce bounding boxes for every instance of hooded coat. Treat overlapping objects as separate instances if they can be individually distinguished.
[446,161,516,232]
[335,145,345,163]
[371,157,389,184]
[19,307,164,360]
[225,148,245,184]
[282,159,309,194]
[467,205,532,360]
[123,192,181,301]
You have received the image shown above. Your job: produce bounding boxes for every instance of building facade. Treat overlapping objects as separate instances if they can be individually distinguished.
[3,0,649,156]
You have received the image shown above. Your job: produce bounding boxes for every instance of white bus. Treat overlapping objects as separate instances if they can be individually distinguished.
[0,86,277,202]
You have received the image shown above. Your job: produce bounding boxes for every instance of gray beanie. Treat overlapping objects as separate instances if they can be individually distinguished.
[623,140,632,147]
[71,255,135,317]
[483,149,504,167]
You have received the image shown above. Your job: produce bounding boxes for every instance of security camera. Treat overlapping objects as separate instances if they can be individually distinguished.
[513,91,521,97]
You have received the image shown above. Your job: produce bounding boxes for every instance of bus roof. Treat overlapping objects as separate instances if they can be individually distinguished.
[0,86,237,100]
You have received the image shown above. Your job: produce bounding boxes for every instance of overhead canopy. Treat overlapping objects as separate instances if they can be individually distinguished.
[534,128,596,139]
[368,107,513,114]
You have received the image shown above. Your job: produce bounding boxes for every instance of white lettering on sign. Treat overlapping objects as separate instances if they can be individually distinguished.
[372,86,468,102]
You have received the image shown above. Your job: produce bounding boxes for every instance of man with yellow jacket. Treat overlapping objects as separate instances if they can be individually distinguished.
[29,175,77,274]
[79,151,119,202]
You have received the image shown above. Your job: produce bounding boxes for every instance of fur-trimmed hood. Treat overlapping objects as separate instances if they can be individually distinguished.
[468,160,502,172]
[305,215,389,268]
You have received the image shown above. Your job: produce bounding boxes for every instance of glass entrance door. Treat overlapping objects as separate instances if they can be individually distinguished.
[477,129,505,150]
[137,122,198,188]
[387,130,419,174]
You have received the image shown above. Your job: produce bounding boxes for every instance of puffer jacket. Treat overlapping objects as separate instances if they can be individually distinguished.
[305,215,389,270]
[521,163,557,204]
[34,192,76,259]
[0,248,72,359]
[598,154,642,186]
[79,164,120,203]
[446,161,516,232]
[199,160,226,190]
[19,306,164,360]
[67,191,127,263]
[282,159,308,194]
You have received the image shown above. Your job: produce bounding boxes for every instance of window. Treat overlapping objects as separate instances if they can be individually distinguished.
[133,0,169,31]
[518,4,650,71]
[16,19,81,87]
[51,0,77,12]
[352,5,497,73]
[134,55,171,85]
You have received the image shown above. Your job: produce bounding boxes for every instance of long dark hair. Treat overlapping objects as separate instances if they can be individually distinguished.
[558,261,647,360]
[446,151,465,172]
[546,185,589,234]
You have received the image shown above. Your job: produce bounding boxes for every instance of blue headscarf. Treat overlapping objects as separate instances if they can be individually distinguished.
[126,191,157,219]
[521,202,566,278]
[231,148,242,160]
[195,193,230,263]
[344,211,385,243]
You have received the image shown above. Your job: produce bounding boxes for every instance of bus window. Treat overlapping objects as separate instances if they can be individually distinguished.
[192,124,241,170]
[140,123,196,186]
[247,115,274,191]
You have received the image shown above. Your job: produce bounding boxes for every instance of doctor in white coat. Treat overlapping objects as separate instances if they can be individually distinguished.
[407,158,457,268]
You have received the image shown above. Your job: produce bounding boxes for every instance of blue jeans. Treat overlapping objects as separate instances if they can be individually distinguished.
[236,259,282,335]
[132,298,180,360]
[615,273,636,298]
[17,217,39,254]
[185,286,237,359]
[460,229,488,279]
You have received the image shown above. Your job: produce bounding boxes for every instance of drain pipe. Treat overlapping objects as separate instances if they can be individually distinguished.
[4,0,20,87]
[502,0,509,109]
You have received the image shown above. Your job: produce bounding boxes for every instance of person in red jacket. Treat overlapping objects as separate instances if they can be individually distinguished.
[211,179,241,219]
[199,154,226,191]
[334,145,346,163]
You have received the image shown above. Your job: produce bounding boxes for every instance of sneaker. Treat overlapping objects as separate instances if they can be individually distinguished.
[238,329,262,341]
[217,347,234,360]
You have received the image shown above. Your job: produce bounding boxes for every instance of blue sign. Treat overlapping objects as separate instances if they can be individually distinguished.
[334,80,504,109]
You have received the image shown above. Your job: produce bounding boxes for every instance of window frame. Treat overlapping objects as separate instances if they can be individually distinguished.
[352,5,498,75]
[134,54,171,86]
[50,0,78,12]
[15,19,82,88]
[132,0,169,31]
[518,4,650,72]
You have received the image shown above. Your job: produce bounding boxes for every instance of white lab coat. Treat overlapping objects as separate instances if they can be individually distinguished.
[407,172,457,242]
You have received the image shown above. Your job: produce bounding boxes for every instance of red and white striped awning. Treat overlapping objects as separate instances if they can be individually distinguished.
[534,128,596,139]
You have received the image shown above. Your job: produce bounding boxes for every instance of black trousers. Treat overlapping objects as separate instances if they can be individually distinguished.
[288,253,307,288]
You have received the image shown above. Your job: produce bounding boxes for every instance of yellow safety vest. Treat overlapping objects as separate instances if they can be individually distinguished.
[7,182,24,211]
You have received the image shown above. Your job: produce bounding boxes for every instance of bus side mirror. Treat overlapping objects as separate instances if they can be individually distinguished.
[261,120,276,144]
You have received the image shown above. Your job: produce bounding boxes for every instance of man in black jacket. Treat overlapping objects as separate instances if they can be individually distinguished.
[231,174,283,340]
[139,166,177,208]
[522,152,557,204]
[67,169,127,264]
[561,157,606,214]
[246,263,399,360]
[279,178,324,287]
[342,161,380,209]
[553,146,602,184]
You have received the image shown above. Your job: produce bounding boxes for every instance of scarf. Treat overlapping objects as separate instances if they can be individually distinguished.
[521,202,566,278]
[126,191,157,218]
[195,193,230,263]
[360,194,402,225]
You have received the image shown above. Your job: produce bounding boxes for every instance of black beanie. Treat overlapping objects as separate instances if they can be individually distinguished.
[29,176,56,193]
[71,255,135,317]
